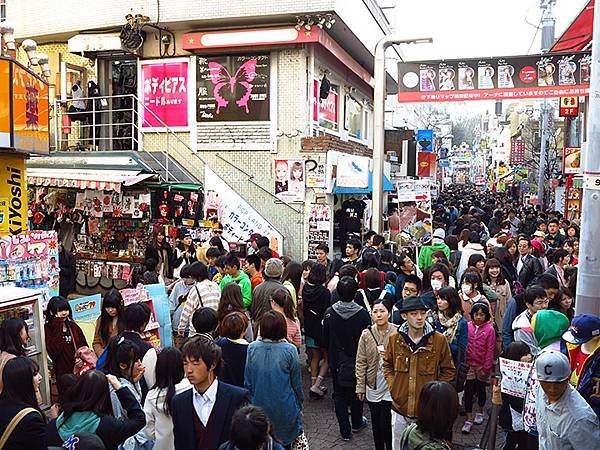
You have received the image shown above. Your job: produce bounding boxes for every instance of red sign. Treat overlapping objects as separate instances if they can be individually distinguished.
[313,80,338,126]
[417,152,436,178]
[510,139,526,165]
[563,147,581,174]
[141,60,189,128]
[559,96,579,117]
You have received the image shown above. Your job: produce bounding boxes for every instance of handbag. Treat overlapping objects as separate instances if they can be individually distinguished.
[291,431,309,450]
[454,348,469,393]
[0,407,40,448]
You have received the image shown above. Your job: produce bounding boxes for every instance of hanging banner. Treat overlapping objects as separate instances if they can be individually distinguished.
[563,147,581,174]
[417,152,437,178]
[559,96,579,117]
[398,52,591,103]
[395,180,432,245]
[197,54,270,122]
[140,59,189,128]
[416,129,434,152]
[204,167,283,254]
[274,159,305,203]
[0,154,27,236]
[510,139,526,165]
[313,80,339,131]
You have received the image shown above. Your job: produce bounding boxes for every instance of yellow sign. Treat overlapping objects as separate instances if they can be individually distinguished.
[0,198,8,233]
[0,154,28,236]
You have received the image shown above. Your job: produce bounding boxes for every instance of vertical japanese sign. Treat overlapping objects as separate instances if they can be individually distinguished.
[0,154,27,236]
[510,139,526,165]
[11,63,49,154]
[0,59,10,148]
[140,60,189,128]
[563,147,581,174]
[307,204,332,260]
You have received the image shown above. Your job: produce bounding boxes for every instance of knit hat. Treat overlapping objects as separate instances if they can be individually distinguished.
[531,310,570,350]
[530,239,544,253]
[264,258,284,279]
[432,228,445,245]
[535,350,570,382]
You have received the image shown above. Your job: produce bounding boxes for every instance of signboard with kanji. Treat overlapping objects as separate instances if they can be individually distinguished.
[140,59,189,129]
[398,52,591,103]
[559,96,579,117]
[510,139,526,165]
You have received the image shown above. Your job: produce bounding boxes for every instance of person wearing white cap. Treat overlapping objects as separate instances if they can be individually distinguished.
[417,228,450,272]
[535,350,600,449]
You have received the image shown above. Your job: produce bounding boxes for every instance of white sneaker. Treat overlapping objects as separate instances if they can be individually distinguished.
[474,413,485,425]
[461,421,473,434]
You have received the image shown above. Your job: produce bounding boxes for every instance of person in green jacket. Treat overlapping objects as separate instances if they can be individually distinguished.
[220,254,253,308]
[418,228,451,271]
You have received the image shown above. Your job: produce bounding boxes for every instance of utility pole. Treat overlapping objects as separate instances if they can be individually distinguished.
[372,36,432,233]
[576,1,600,316]
[537,0,556,209]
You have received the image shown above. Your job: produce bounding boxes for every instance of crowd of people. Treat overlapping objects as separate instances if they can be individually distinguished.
[1,186,600,450]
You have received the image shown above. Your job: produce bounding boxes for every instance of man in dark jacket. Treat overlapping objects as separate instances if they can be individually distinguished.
[250,258,285,334]
[323,276,371,441]
[516,237,543,288]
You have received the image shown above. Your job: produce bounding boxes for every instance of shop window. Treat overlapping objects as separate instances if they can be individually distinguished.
[345,94,365,140]
[0,1,5,21]
[313,80,339,132]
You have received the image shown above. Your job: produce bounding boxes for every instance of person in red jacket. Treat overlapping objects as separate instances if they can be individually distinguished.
[462,302,495,434]
[44,296,88,387]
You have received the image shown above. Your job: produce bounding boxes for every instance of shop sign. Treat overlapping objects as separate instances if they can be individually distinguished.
[510,139,526,165]
[275,159,305,203]
[69,294,101,322]
[416,129,434,152]
[563,147,581,174]
[197,54,270,122]
[336,154,369,188]
[559,96,579,117]
[12,63,50,154]
[307,204,332,260]
[313,80,338,128]
[398,52,591,103]
[204,167,283,254]
[305,155,326,188]
[0,60,9,148]
[140,59,189,128]
[395,180,432,245]
[417,152,436,177]
[0,154,27,236]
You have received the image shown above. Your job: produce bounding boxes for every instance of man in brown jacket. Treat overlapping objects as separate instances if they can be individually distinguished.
[383,296,456,449]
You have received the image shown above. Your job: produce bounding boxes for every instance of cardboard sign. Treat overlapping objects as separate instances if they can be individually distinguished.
[500,357,532,398]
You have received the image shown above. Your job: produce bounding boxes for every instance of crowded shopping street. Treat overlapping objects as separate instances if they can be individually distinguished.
[2,0,600,449]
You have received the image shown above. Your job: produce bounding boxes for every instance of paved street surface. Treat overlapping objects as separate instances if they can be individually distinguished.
[300,348,502,449]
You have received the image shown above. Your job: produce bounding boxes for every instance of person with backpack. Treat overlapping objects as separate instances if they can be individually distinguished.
[355,299,396,450]
[323,276,371,441]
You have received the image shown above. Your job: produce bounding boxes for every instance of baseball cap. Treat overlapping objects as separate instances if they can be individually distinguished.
[247,233,262,242]
[535,350,570,382]
[533,230,546,238]
[562,314,600,344]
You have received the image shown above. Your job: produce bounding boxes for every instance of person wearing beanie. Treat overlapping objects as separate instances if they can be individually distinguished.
[323,276,371,441]
[564,314,600,419]
[534,350,600,449]
[417,228,450,272]
[532,310,570,354]
[250,258,285,334]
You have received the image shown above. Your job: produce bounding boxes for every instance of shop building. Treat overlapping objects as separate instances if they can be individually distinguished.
[8,0,398,259]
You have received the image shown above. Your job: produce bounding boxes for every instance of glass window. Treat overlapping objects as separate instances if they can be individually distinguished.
[345,95,364,139]
[316,84,339,131]
[0,1,5,21]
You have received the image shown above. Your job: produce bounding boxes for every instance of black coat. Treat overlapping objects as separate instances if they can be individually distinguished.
[517,254,543,288]
[145,243,174,279]
[322,304,371,371]
[172,381,250,450]
[302,283,331,348]
[46,387,145,450]
[59,249,77,297]
[0,401,46,450]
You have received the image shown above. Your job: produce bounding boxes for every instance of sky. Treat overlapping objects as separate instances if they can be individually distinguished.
[391,0,589,61]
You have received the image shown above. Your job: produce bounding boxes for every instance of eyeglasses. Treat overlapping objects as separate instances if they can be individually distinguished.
[533,298,550,306]
[403,286,418,294]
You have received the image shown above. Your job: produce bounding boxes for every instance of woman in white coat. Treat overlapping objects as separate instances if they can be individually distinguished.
[143,347,191,450]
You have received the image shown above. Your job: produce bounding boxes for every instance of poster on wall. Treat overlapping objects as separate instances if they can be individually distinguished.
[275,159,305,203]
[305,155,327,188]
[140,60,189,128]
[197,54,270,122]
[563,147,581,174]
[0,230,59,303]
[395,180,432,245]
[204,167,283,254]
[307,204,332,260]
[398,52,591,103]
[313,80,339,131]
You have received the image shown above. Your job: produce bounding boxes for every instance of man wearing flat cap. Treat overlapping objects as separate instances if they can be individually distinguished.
[383,296,455,449]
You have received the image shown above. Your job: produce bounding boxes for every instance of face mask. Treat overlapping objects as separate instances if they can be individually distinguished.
[431,279,443,291]
[461,284,472,295]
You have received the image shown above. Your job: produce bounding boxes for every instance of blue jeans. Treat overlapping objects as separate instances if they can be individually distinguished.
[332,376,364,438]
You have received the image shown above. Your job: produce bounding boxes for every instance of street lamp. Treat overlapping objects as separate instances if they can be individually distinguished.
[22,39,38,65]
[0,21,15,52]
[37,53,51,78]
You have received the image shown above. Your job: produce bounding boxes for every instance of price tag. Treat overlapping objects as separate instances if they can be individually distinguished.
[583,175,600,190]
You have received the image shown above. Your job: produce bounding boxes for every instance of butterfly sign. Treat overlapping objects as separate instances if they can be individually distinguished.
[208,59,257,114]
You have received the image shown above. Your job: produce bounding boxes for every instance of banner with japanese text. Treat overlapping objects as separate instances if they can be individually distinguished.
[398,52,591,103]
[140,59,189,128]
[395,180,432,245]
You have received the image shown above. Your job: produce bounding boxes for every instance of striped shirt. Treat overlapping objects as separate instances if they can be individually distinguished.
[178,280,221,335]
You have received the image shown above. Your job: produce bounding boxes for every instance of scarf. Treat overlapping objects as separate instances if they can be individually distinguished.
[437,312,462,344]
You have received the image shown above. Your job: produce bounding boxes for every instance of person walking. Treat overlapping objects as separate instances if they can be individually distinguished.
[178,261,221,337]
[250,258,285,331]
[356,299,395,449]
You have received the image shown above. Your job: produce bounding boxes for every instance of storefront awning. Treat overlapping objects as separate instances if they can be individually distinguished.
[333,173,395,194]
[551,0,594,52]
[27,168,156,193]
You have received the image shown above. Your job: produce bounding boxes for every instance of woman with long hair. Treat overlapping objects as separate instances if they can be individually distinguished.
[494,246,518,284]
[0,318,28,392]
[45,296,88,382]
[549,287,575,322]
[217,283,253,342]
[399,381,458,449]
[270,289,301,348]
[92,289,125,357]
[145,228,173,281]
[47,369,146,450]
[173,232,198,278]
[0,357,46,449]
[219,405,287,450]
[483,258,511,332]
[504,238,519,266]
[458,228,470,251]
[281,261,303,305]
[143,347,190,450]
[209,236,227,255]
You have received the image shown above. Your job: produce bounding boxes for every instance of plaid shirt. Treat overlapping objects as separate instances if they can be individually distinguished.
[178,280,221,335]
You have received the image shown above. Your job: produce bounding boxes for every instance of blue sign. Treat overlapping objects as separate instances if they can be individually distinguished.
[439,159,450,168]
[416,129,434,152]
[69,294,101,322]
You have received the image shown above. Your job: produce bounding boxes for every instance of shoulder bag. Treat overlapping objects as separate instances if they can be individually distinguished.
[0,407,40,448]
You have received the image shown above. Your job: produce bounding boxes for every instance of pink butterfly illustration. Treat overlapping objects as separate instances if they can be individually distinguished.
[208,59,257,114]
